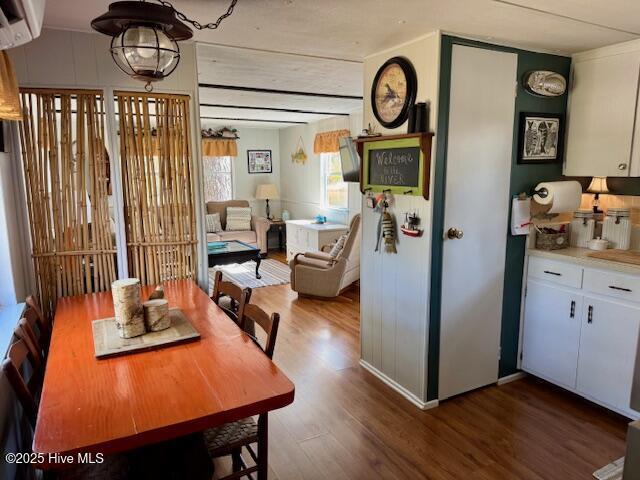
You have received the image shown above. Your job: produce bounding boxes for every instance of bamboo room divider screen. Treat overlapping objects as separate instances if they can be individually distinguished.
[116,91,197,285]
[18,89,117,315]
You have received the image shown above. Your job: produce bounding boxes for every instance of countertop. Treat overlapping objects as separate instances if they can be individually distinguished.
[528,247,640,276]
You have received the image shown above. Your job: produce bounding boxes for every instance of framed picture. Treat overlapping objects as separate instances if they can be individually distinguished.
[517,112,564,164]
[247,150,273,174]
[371,56,417,129]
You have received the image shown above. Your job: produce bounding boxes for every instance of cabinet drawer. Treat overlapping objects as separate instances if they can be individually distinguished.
[528,256,583,288]
[583,268,640,303]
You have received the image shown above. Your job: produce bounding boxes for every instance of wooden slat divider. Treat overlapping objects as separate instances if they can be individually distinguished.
[18,88,116,316]
[116,91,197,285]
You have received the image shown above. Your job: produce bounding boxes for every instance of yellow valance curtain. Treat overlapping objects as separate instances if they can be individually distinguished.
[0,51,22,120]
[313,129,350,154]
[202,138,238,157]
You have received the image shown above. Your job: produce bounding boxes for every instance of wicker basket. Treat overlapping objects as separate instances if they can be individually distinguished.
[535,231,569,250]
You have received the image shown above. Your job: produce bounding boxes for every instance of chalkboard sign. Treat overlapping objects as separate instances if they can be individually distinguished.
[368,146,421,187]
[359,133,432,199]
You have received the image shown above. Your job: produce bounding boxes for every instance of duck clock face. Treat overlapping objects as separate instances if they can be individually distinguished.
[371,57,417,129]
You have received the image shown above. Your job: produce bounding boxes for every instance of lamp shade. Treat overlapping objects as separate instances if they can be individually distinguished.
[255,183,279,200]
[587,176,609,194]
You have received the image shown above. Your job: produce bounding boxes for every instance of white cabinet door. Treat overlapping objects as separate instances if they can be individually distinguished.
[577,296,640,416]
[564,51,640,177]
[522,280,583,389]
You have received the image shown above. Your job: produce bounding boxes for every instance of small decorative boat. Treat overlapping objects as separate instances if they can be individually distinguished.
[401,212,423,237]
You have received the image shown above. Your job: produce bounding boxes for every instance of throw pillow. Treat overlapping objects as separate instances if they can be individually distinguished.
[205,213,222,233]
[226,206,252,231]
[329,234,348,258]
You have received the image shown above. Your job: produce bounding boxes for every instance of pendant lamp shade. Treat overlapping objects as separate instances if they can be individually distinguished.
[0,51,22,121]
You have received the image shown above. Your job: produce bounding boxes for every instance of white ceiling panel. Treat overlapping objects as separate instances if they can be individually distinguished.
[197,44,362,96]
[45,0,640,59]
[199,105,337,123]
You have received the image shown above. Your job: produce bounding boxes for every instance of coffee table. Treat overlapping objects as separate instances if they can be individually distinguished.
[207,240,262,279]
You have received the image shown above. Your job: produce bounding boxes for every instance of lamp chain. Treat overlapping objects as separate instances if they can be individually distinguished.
[155,0,238,30]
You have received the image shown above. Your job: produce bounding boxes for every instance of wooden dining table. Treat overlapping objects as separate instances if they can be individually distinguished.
[33,279,295,474]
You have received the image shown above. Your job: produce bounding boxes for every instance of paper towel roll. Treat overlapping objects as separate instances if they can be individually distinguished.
[533,181,582,213]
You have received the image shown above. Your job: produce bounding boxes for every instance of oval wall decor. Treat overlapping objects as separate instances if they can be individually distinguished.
[523,70,567,97]
[371,56,417,128]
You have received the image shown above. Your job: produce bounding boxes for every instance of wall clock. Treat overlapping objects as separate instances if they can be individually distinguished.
[371,56,417,129]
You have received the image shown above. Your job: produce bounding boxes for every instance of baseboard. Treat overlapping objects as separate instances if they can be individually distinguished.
[497,371,527,385]
[359,360,439,410]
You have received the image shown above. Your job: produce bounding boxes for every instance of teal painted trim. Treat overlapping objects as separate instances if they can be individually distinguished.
[427,34,453,401]
[427,35,570,400]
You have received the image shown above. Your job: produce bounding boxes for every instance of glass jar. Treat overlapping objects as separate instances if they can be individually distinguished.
[570,210,595,248]
[602,208,631,250]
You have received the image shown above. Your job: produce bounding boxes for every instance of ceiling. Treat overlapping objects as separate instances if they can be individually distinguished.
[44,0,640,129]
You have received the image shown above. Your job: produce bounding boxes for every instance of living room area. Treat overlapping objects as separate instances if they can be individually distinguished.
[197,42,363,301]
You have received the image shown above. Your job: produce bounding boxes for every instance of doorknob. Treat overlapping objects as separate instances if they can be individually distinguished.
[447,227,464,239]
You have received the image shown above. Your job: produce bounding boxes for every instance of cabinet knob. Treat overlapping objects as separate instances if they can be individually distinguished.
[587,305,593,324]
[570,300,576,318]
[618,163,628,170]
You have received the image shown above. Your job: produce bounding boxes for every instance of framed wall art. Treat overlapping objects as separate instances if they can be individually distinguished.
[247,149,273,174]
[517,112,564,164]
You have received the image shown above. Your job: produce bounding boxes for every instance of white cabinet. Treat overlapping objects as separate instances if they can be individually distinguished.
[522,280,582,390]
[522,254,640,418]
[577,296,640,415]
[564,45,640,177]
[285,220,348,262]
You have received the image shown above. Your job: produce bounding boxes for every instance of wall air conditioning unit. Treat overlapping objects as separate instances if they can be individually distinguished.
[0,0,44,49]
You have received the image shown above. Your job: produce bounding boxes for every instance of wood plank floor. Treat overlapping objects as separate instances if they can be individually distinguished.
[214,251,629,479]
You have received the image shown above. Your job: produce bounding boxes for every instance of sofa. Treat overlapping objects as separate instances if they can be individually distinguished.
[205,200,270,254]
[289,214,361,298]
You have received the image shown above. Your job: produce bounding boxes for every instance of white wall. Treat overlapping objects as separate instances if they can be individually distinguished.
[7,28,207,287]
[360,32,440,405]
[278,112,362,225]
[234,128,281,217]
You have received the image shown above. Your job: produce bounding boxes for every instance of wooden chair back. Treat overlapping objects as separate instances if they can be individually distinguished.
[15,319,44,373]
[25,295,51,351]
[211,271,252,322]
[2,338,39,427]
[239,304,280,359]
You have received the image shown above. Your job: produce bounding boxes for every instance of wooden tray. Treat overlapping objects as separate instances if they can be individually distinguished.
[92,308,200,359]
[587,249,640,266]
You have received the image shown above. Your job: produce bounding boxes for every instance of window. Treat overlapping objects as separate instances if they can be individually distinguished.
[321,152,348,210]
[203,156,233,201]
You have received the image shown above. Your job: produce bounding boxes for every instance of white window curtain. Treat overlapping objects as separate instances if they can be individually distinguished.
[204,156,233,202]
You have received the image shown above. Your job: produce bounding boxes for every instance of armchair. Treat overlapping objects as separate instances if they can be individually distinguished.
[289,214,361,298]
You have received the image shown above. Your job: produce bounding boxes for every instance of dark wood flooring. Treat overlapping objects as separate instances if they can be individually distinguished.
[213,250,628,479]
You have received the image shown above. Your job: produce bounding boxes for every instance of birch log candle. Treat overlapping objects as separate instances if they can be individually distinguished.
[143,299,171,332]
[111,278,145,338]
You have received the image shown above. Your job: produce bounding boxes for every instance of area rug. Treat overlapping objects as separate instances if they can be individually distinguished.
[593,457,624,480]
[209,259,290,289]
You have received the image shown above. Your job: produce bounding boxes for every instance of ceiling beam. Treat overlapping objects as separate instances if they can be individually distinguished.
[199,83,363,100]
[200,103,350,116]
[201,116,308,125]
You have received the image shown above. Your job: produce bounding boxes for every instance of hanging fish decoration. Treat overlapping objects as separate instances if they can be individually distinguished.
[382,211,397,253]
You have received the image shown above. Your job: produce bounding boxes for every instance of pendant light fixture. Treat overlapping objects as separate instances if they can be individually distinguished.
[91,0,237,90]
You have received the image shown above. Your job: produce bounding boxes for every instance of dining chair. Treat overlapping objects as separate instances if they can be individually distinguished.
[25,295,52,357]
[14,321,44,377]
[17,316,46,365]
[202,304,280,480]
[211,270,252,324]
[2,337,133,479]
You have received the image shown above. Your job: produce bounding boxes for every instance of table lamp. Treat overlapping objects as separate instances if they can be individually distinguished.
[587,176,608,214]
[255,183,279,220]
